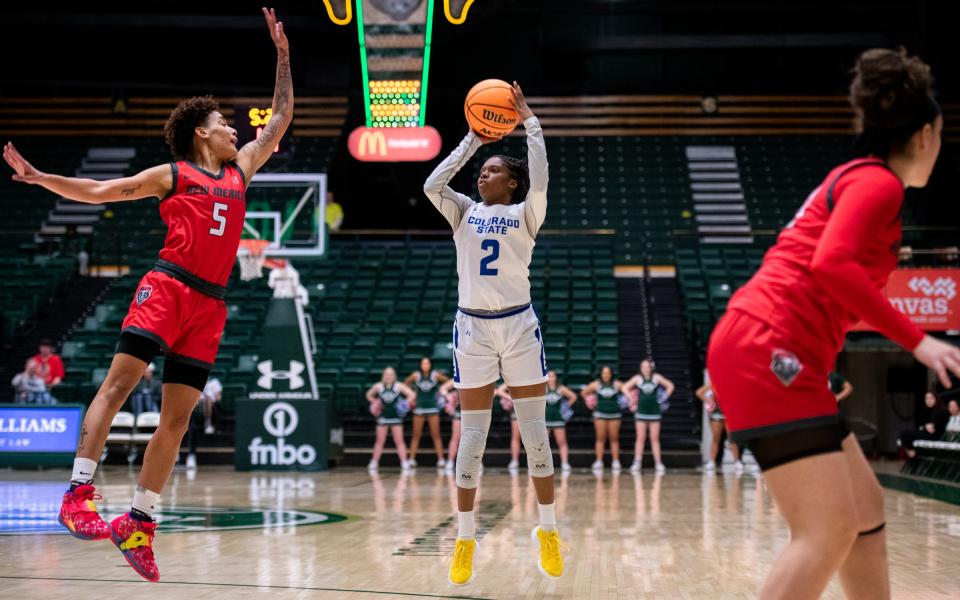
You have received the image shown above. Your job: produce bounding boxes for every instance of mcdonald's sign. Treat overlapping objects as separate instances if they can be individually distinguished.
[348,126,442,162]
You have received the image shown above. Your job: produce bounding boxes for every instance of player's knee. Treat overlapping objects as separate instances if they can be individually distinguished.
[514,397,555,478]
[455,410,491,489]
[160,409,192,434]
[100,376,139,407]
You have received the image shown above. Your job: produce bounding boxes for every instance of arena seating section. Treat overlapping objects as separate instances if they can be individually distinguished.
[0,138,91,358]
[465,135,694,265]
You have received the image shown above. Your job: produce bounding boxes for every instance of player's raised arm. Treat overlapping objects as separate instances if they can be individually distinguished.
[236,7,293,177]
[514,82,548,237]
[423,132,485,229]
[4,142,171,204]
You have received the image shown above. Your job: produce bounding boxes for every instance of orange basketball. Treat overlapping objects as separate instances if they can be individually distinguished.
[464,79,518,139]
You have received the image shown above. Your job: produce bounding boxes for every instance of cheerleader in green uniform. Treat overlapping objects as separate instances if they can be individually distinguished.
[623,359,674,474]
[580,366,624,472]
[696,379,742,473]
[404,357,451,469]
[439,378,461,473]
[545,371,578,472]
[366,367,418,473]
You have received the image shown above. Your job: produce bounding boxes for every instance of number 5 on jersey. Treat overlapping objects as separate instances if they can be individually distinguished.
[209,202,228,236]
[479,239,499,276]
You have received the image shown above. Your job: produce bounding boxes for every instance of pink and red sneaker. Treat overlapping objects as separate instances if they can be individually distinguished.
[110,512,160,582]
[58,484,111,540]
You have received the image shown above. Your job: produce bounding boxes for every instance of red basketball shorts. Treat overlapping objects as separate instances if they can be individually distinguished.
[706,309,838,444]
[121,271,227,368]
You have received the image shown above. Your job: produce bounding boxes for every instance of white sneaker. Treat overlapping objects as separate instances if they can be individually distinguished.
[703,461,716,471]
[408,458,418,468]
[655,463,666,474]
[437,458,446,468]
[561,462,572,472]
[445,461,455,473]
[734,461,745,474]
[204,424,215,435]
[591,460,603,471]
[507,459,520,471]
[629,461,641,472]
[611,460,622,472]
[185,453,197,470]
[367,460,378,472]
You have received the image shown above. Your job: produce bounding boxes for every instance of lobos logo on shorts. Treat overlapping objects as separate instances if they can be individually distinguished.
[136,285,153,305]
[770,349,803,387]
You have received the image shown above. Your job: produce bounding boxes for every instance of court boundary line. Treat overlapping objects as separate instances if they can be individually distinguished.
[0,575,493,599]
[877,473,960,507]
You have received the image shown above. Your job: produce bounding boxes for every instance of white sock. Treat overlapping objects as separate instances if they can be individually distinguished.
[538,503,556,532]
[458,510,476,539]
[131,486,161,520]
[70,458,98,486]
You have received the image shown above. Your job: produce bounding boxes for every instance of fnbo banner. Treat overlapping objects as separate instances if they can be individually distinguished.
[852,269,960,332]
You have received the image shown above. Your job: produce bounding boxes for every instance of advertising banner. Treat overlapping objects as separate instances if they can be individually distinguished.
[852,269,960,332]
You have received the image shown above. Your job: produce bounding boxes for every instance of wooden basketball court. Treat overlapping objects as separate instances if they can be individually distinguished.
[1,465,959,599]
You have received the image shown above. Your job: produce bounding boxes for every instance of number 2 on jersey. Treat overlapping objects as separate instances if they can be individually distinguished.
[209,202,228,236]
[479,239,500,276]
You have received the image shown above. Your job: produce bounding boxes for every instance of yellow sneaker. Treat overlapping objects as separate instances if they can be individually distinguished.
[449,538,477,585]
[532,526,565,579]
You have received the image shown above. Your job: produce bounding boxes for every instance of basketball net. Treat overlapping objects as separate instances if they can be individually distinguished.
[238,239,271,281]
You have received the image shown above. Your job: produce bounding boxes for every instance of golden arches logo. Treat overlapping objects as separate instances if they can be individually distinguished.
[357,131,387,157]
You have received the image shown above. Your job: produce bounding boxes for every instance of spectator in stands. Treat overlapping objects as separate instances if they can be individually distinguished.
[129,363,161,415]
[32,338,64,389]
[830,371,854,402]
[898,392,947,458]
[12,359,54,404]
[183,378,224,471]
[945,398,960,442]
[325,191,343,233]
[200,378,223,435]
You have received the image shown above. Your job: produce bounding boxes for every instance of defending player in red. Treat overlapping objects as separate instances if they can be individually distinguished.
[2,7,293,583]
[708,48,960,599]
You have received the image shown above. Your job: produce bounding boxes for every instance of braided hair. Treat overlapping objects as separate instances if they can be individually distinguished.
[492,154,530,203]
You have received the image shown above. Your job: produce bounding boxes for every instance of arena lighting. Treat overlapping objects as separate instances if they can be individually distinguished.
[356,0,436,128]
[701,96,719,114]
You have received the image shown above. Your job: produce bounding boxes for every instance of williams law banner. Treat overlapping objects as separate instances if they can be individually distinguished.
[852,269,960,332]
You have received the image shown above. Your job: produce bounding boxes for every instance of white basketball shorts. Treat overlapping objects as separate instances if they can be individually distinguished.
[452,305,549,389]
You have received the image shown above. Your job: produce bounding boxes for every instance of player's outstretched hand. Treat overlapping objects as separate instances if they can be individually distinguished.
[511,81,534,121]
[3,142,44,184]
[262,7,289,54]
[913,335,960,388]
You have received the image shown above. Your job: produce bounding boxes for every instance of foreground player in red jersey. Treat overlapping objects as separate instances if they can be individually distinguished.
[2,8,292,582]
[708,48,960,599]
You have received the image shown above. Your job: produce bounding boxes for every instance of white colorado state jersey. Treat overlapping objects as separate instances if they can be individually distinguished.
[423,117,548,311]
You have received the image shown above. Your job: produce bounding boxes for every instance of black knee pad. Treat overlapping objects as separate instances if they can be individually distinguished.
[163,358,210,392]
[115,331,162,365]
[859,523,886,537]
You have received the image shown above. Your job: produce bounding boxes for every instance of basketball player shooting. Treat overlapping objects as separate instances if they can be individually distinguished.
[2,7,292,583]
[423,81,566,585]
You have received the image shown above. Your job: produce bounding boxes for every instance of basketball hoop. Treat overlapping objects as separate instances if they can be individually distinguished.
[238,239,271,281]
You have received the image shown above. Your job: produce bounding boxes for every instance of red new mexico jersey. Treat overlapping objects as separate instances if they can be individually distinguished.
[158,161,246,286]
[727,158,925,370]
